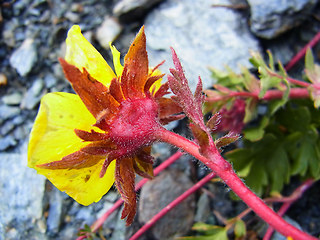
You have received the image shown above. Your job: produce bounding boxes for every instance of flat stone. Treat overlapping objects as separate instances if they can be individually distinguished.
[2,92,23,105]
[138,169,195,239]
[20,78,44,110]
[0,153,46,239]
[0,135,17,151]
[0,105,20,124]
[145,0,260,92]
[113,0,164,21]
[0,121,15,135]
[96,17,122,50]
[194,193,211,222]
[9,38,38,76]
[44,74,57,89]
[46,186,64,235]
[248,0,318,39]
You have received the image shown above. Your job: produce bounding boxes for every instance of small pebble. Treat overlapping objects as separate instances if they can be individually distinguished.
[2,92,23,105]
[96,17,122,50]
[9,38,38,76]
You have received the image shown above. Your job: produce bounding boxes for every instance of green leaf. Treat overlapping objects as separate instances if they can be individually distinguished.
[276,105,311,132]
[249,51,266,69]
[215,133,240,149]
[226,148,253,177]
[241,66,260,93]
[305,48,320,84]
[266,145,290,194]
[259,74,282,98]
[269,78,290,115]
[285,126,320,178]
[243,116,269,141]
[183,223,228,240]
[234,219,246,238]
[305,48,314,72]
[226,134,290,196]
[243,98,258,123]
[267,50,275,71]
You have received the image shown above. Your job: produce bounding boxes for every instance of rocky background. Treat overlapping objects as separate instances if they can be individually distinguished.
[1,0,320,239]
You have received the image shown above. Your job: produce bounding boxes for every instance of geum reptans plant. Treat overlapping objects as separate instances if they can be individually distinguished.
[28,24,318,240]
[28,25,182,225]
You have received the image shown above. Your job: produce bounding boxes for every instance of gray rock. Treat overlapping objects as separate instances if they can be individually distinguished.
[0,153,46,239]
[96,17,122,50]
[248,0,318,39]
[13,125,29,141]
[0,135,17,151]
[21,78,44,110]
[0,121,15,135]
[194,193,211,222]
[0,105,20,124]
[113,0,164,21]
[65,11,81,23]
[46,186,64,235]
[144,0,260,91]
[2,92,23,105]
[110,211,126,240]
[44,73,57,89]
[9,38,38,76]
[138,170,195,239]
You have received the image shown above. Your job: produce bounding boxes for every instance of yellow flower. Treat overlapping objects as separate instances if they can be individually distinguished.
[28,25,182,225]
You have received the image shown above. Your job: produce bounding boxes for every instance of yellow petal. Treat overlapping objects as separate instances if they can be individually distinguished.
[109,43,123,76]
[28,92,115,205]
[65,25,116,87]
[150,68,163,93]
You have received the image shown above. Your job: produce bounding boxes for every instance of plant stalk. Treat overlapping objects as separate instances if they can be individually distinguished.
[155,128,317,240]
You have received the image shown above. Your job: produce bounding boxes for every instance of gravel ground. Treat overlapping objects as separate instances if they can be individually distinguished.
[1,0,320,239]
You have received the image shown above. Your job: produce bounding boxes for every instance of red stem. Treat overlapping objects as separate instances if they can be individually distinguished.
[155,128,317,240]
[285,31,320,71]
[129,172,216,240]
[206,87,310,103]
[263,179,315,240]
[262,88,309,100]
[76,151,183,240]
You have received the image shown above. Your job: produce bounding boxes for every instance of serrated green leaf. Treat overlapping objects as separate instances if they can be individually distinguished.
[226,148,253,177]
[305,48,314,72]
[276,105,311,132]
[305,48,320,84]
[234,219,246,238]
[249,51,266,69]
[278,60,288,78]
[227,134,290,196]
[243,98,258,123]
[243,116,269,141]
[266,145,290,194]
[309,86,320,108]
[241,66,260,93]
[259,75,282,98]
[286,126,320,177]
[215,133,240,149]
[185,223,228,240]
[269,78,290,115]
[267,50,275,71]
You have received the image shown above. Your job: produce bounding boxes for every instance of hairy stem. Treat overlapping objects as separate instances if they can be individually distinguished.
[155,128,317,240]
[285,31,320,71]
[206,87,310,103]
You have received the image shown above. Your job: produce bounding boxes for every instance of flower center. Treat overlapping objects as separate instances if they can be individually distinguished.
[109,97,160,152]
